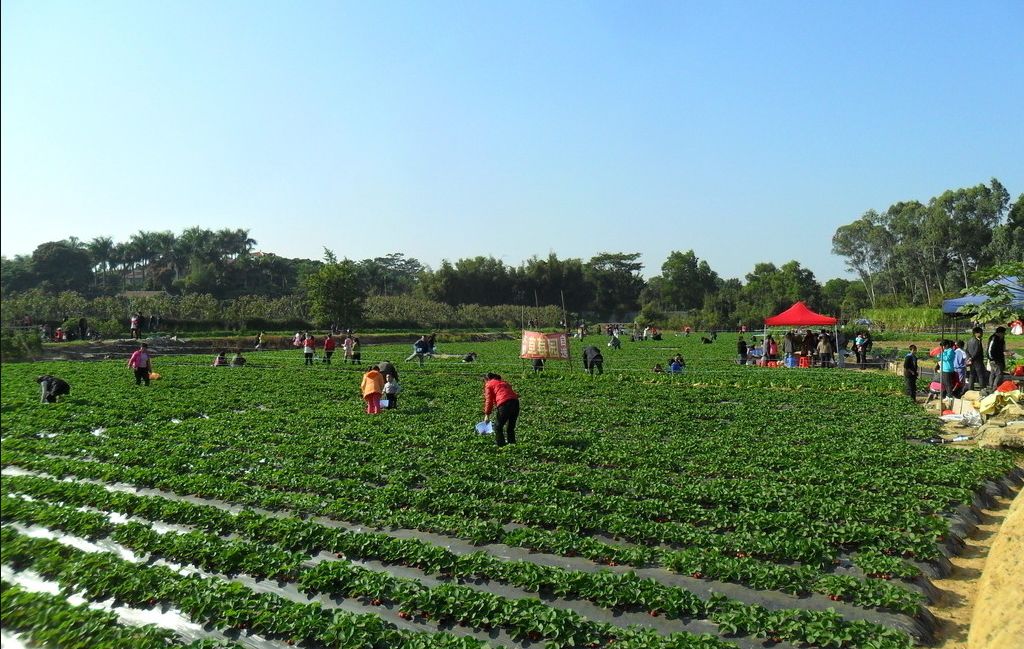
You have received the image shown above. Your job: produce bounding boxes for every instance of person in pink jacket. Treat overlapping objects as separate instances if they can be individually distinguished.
[127,343,152,386]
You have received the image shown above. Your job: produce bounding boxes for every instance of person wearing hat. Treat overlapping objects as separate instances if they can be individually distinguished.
[483,373,520,447]
[987,326,1007,391]
[37,375,71,403]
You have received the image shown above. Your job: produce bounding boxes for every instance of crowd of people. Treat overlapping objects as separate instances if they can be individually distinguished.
[925,326,1009,402]
[32,323,1020,451]
[736,330,867,369]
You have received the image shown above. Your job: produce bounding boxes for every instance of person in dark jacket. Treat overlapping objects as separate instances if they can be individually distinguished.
[377,360,399,381]
[737,337,749,365]
[965,327,988,390]
[903,346,919,401]
[987,326,1007,391]
[582,346,604,375]
[37,375,71,403]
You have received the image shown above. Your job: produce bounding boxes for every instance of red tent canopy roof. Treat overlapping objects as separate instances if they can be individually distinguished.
[764,301,838,326]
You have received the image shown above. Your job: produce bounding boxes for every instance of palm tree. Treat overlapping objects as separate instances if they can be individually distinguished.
[128,231,158,287]
[87,236,114,275]
[150,231,180,281]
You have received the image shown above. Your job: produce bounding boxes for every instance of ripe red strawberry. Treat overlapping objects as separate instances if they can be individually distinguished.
[691,571,703,579]
[648,610,660,617]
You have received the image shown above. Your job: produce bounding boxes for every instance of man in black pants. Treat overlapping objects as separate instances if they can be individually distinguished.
[903,346,919,402]
[582,346,604,375]
[483,373,520,447]
[965,327,988,391]
[37,375,71,403]
[987,326,1007,392]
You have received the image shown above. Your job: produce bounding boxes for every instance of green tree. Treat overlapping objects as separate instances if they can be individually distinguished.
[957,262,1024,325]
[930,178,1010,288]
[30,241,93,293]
[305,260,365,327]
[584,252,645,318]
[655,250,720,311]
[518,253,591,312]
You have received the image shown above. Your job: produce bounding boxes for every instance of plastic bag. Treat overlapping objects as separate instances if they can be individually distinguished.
[475,421,493,435]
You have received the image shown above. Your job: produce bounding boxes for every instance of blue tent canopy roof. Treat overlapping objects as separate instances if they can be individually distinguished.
[941,276,1024,316]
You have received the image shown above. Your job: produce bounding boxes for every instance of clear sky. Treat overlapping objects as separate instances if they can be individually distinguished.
[2,1,1022,282]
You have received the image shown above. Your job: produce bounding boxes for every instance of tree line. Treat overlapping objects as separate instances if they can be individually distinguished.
[831,178,1023,307]
[2,178,1020,329]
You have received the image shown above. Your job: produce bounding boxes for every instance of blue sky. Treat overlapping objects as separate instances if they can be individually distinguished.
[2,0,1022,282]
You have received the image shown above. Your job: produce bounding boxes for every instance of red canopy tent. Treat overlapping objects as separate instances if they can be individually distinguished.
[764,301,837,326]
[762,302,839,367]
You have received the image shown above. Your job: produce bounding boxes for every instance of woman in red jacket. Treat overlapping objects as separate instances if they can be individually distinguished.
[483,373,520,447]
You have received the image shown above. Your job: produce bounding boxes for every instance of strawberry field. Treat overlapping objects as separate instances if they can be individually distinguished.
[1,334,1020,649]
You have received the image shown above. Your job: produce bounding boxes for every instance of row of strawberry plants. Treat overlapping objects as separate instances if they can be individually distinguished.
[0,524,737,646]
[2,408,980,567]
[1,483,917,647]
[0,527,487,649]
[0,581,242,649]
[0,493,913,642]
[1,438,941,570]
[1,465,924,615]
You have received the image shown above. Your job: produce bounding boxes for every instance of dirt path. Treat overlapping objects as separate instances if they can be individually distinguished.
[929,486,1022,649]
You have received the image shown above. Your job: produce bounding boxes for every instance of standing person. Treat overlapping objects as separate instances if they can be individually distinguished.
[350,337,362,364]
[939,340,958,401]
[737,337,749,365]
[129,313,141,340]
[426,333,437,356]
[783,332,796,364]
[816,334,833,368]
[801,331,816,361]
[383,374,401,410]
[953,341,967,386]
[903,345,919,402]
[853,332,866,366]
[483,373,520,447]
[987,326,1007,391]
[78,317,88,341]
[361,365,384,414]
[965,327,988,390]
[766,335,778,361]
[303,333,315,366]
[582,346,604,375]
[254,332,264,351]
[127,343,152,386]
[36,375,71,403]
[323,334,336,364]
[342,334,355,363]
[836,331,847,369]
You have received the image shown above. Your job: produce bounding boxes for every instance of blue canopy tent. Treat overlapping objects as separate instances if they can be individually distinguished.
[941,276,1024,317]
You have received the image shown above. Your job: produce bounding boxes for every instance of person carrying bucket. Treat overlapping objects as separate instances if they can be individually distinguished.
[483,373,520,447]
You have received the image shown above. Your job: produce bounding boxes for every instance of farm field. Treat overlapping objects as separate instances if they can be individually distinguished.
[1,334,1020,649]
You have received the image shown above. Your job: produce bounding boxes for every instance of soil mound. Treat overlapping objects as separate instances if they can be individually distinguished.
[967,490,1023,649]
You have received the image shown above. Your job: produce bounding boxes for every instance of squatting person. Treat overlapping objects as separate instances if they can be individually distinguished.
[37,375,71,403]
